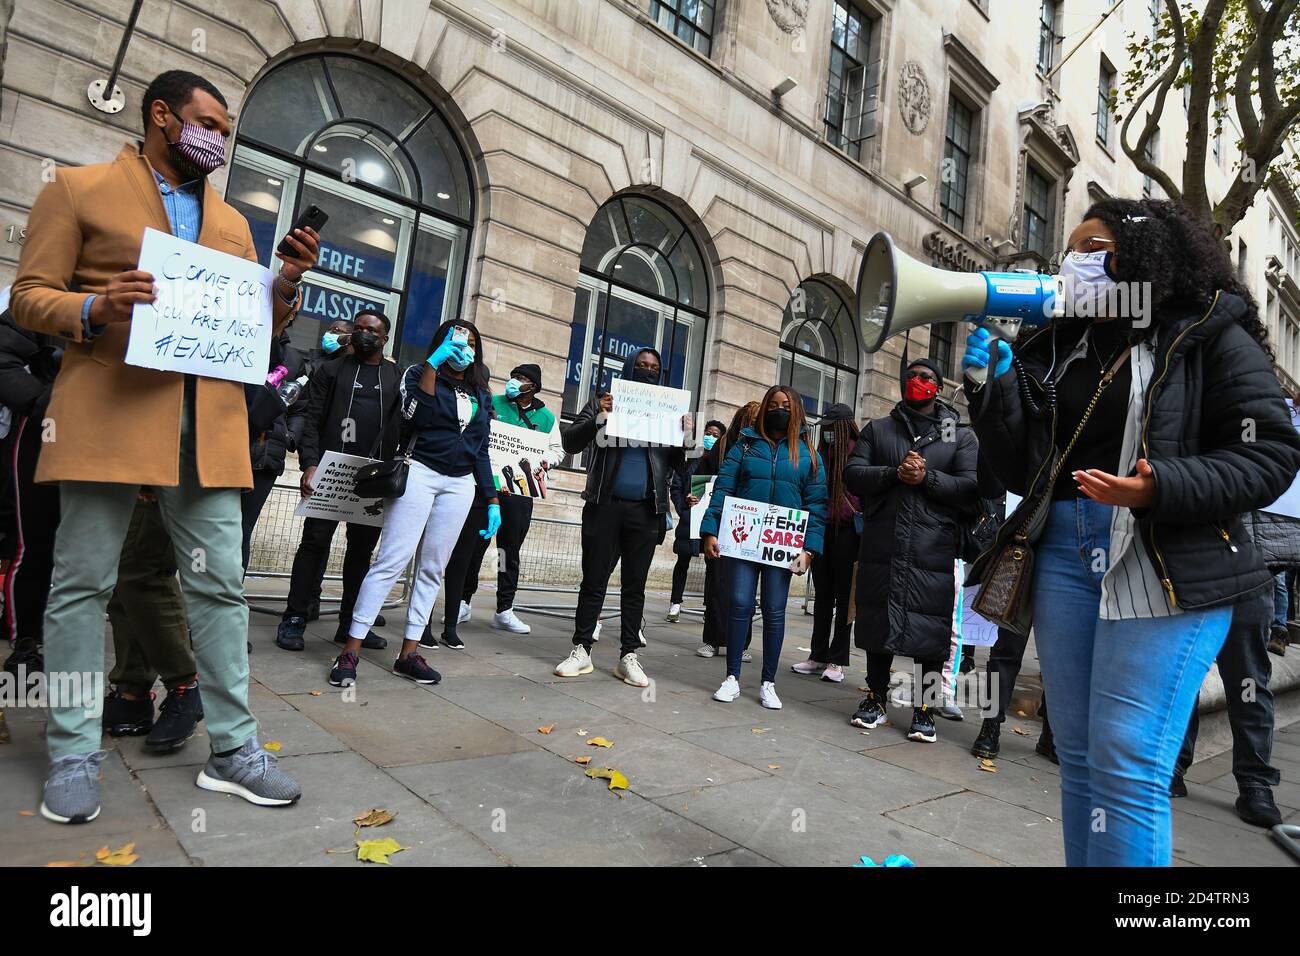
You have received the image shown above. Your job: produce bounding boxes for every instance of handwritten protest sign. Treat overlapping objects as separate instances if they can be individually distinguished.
[488,421,552,498]
[718,496,809,568]
[605,378,691,446]
[126,227,274,385]
[689,476,715,539]
[1262,400,1300,520]
[294,451,385,527]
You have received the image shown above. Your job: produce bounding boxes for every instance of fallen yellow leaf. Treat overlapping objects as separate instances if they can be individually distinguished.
[1016,710,1027,717]
[356,837,406,864]
[263,741,282,752]
[981,758,996,766]
[587,736,614,748]
[537,724,555,734]
[978,764,998,773]
[310,690,323,697]
[18,810,34,817]
[1012,727,1030,736]
[750,728,770,735]
[97,842,138,866]
[768,764,781,770]
[46,859,92,868]
[574,756,592,764]
[353,808,395,828]
[584,766,629,793]
[95,847,109,861]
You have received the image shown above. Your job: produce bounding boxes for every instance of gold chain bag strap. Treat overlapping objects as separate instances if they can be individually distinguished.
[971,346,1130,636]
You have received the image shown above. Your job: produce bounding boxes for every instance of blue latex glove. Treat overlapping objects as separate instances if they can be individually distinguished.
[961,326,1013,378]
[428,337,473,369]
[480,503,501,539]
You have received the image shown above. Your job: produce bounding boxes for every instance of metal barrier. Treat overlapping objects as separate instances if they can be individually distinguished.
[243,482,411,616]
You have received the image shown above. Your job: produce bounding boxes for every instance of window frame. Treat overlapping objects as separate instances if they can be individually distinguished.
[776,278,861,421]
[940,93,975,233]
[824,0,879,163]
[1023,163,1054,259]
[1097,58,1116,149]
[648,0,717,58]
[1037,0,1060,77]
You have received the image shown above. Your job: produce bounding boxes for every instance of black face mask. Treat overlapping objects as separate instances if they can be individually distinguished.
[765,409,791,433]
[352,330,381,356]
[632,367,659,384]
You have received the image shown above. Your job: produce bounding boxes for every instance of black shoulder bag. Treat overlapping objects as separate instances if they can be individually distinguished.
[354,418,415,500]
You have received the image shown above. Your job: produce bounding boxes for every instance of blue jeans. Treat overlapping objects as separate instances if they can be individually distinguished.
[1272,571,1289,631]
[724,557,792,683]
[1032,498,1229,866]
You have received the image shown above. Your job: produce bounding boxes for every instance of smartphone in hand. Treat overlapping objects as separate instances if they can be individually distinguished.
[278,204,329,256]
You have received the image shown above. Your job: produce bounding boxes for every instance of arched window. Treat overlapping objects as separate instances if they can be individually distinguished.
[226,54,473,368]
[562,195,710,420]
[777,279,860,418]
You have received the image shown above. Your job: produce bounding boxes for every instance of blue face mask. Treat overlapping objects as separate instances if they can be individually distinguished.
[449,346,474,372]
[321,331,344,354]
[702,434,717,450]
[505,378,523,399]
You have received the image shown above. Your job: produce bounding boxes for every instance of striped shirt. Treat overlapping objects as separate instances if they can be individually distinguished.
[1056,326,1179,620]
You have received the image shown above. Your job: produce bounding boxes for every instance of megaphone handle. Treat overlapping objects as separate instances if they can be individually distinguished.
[966,364,988,387]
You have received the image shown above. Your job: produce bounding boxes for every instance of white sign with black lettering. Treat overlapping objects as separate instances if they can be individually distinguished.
[605,378,691,446]
[294,451,385,527]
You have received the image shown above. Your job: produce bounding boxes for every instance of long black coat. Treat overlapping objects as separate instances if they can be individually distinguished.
[845,401,979,660]
[967,291,1300,611]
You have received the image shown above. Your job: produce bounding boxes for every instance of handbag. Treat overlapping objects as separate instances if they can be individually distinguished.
[353,422,415,500]
[972,347,1130,635]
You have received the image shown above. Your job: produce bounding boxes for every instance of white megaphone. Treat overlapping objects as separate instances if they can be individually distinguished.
[856,232,1064,384]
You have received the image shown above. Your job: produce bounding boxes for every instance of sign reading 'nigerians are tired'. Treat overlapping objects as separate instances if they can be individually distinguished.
[717,496,809,569]
[126,228,274,385]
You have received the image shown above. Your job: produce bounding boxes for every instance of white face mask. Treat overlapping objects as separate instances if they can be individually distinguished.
[1057,250,1118,318]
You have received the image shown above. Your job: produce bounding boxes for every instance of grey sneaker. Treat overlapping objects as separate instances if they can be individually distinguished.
[196,739,302,807]
[41,751,107,824]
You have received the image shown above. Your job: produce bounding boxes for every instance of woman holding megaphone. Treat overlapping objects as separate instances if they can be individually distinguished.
[963,198,1300,866]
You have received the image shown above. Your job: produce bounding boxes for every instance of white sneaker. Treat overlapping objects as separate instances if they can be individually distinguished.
[457,601,472,625]
[791,659,826,676]
[741,650,753,663]
[713,675,740,702]
[492,608,531,634]
[554,645,593,678]
[666,604,682,623]
[615,652,649,688]
[695,644,716,658]
[821,664,845,683]
[759,681,783,710]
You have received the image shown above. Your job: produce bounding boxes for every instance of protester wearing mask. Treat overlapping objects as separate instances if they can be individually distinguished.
[278,310,400,652]
[696,403,759,659]
[790,403,860,683]
[287,320,352,453]
[667,420,726,623]
[701,385,827,708]
[845,358,979,744]
[555,348,692,687]
[964,198,1300,865]
[330,321,498,688]
[430,363,564,648]
[12,70,315,821]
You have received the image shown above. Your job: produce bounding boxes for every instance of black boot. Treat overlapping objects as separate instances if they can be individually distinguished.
[1169,774,1188,798]
[276,616,306,651]
[334,625,387,650]
[971,718,1001,759]
[1235,787,1283,827]
[102,690,154,736]
[146,682,204,752]
[1035,710,1058,764]
[3,637,43,687]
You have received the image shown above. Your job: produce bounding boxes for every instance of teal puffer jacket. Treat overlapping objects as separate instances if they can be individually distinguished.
[700,426,829,555]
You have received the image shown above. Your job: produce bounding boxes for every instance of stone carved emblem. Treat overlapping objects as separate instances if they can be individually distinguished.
[765,0,810,34]
[898,60,932,135]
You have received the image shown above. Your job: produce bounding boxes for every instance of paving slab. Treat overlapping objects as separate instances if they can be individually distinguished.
[135,751,503,867]
[428,674,613,732]
[1171,805,1297,867]
[885,791,1067,866]
[389,750,736,865]
[867,739,1063,817]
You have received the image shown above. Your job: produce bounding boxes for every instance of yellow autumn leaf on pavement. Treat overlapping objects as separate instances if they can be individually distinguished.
[263,741,282,752]
[587,736,613,748]
[310,690,323,697]
[18,810,34,817]
[46,859,92,867]
[356,837,406,864]
[584,766,629,793]
[537,724,555,734]
[97,842,138,866]
[1012,727,1030,736]
[574,756,592,764]
[353,808,395,828]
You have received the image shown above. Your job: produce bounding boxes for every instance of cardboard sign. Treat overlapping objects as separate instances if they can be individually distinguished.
[718,496,809,568]
[126,227,274,385]
[1262,400,1300,520]
[689,475,715,539]
[294,451,385,527]
[605,378,691,446]
[488,420,552,498]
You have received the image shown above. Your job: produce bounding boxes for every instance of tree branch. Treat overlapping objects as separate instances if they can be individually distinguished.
[1122,0,1186,202]
[1182,0,1231,219]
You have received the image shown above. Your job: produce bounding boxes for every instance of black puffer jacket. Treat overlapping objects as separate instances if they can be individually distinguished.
[1245,511,1300,572]
[561,347,687,519]
[967,291,1300,611]
[845,400,979,660]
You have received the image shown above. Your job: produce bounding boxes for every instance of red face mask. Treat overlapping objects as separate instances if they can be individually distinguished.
[904,377,939,402]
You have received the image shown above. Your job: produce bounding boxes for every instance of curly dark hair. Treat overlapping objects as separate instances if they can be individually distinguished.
[1081,198,1272,359]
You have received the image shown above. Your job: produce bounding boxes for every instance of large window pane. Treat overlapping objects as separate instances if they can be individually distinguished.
[299,181,406,289]
[326,56,431,138]
[225,151,293,265]
[397,221,464,371]
[238,58,337,154]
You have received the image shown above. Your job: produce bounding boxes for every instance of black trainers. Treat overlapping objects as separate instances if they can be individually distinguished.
[276,616,306,651]
[1169,774,1188,798]
[334,627,387,650]
[3,637,43,688]
[907,706,937,743]
[146,682,204,751]
[102,690,154,736]
[1035,735,1059,765]
[329,651,358,687]
[971,717,1001,759]
[419,625,439,649]
[1235,787,1283,827]
[441,630,465,650]
[393,653,440,685]
[850,692,887,729]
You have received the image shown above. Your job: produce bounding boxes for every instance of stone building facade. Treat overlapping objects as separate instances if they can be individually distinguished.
[0,0,1296,477]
